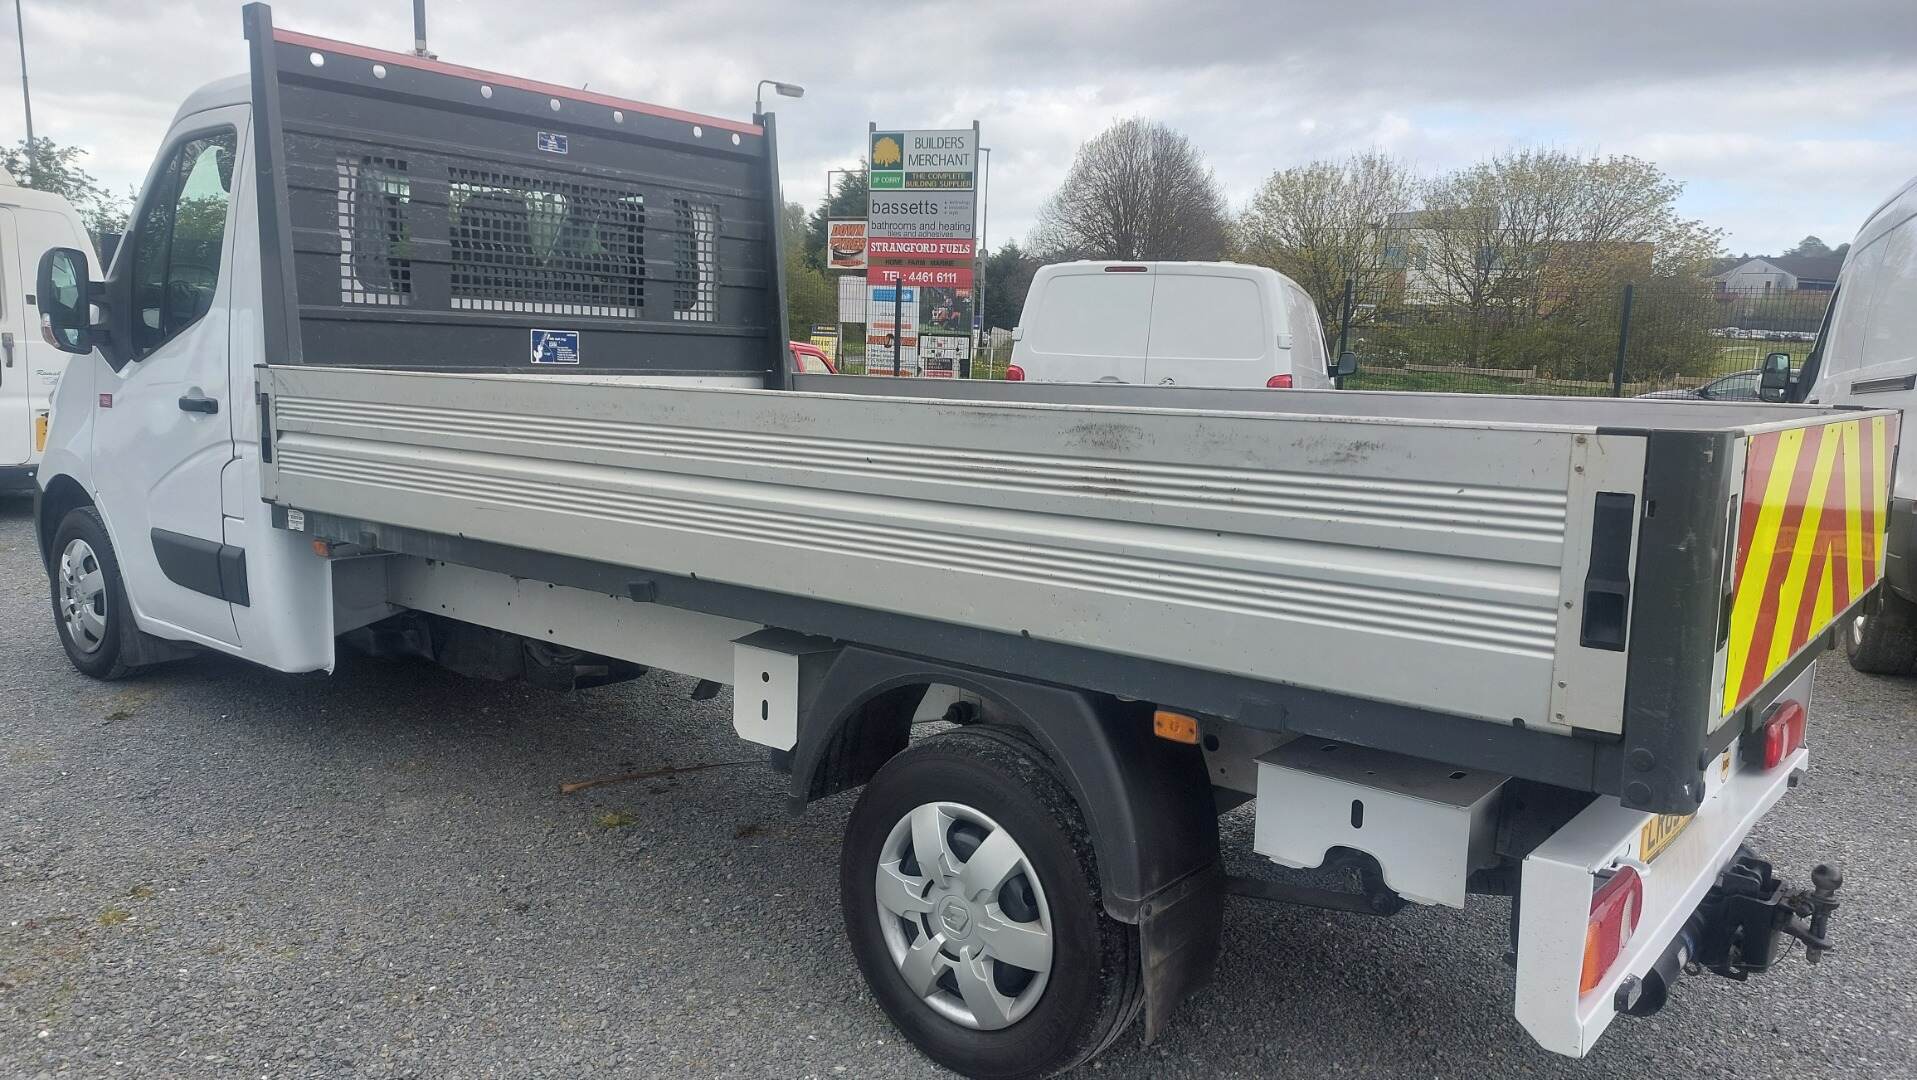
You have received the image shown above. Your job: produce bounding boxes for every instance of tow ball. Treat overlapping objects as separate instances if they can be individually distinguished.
[1618,849,1842,1018]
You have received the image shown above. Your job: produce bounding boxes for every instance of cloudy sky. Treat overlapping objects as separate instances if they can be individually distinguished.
[14,0,1917,255]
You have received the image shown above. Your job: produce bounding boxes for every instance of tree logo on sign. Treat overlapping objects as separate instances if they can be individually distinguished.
[872,135,903,169]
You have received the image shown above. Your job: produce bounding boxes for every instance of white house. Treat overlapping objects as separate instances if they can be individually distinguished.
[1711,255,1842,293]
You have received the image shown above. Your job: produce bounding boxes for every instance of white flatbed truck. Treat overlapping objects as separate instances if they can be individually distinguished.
[30,8,1897,1076]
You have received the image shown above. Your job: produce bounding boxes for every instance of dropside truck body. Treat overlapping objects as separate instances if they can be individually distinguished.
[31,7,1894,1076]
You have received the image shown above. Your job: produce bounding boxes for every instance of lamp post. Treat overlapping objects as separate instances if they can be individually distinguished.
[974,146,992,368]
[753,79,804,121]
[13,0,32,186]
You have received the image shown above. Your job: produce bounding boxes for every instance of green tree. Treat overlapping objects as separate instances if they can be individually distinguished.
[981,241,1040,331]
[781,202,835,337]
[1783,235,1832,258]
[1237,152,1415,339]
[804,165,868,270]
[2,137,127,240]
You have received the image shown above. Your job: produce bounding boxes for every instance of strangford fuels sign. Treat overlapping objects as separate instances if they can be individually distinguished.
[869,129,977,190]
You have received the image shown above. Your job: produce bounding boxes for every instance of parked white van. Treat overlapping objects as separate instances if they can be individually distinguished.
[1005,261,1343,388]
[1789,172,1917,673]
[0,171,98,493]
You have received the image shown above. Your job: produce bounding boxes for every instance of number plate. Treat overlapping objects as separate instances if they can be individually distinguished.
[1639,812,1693,863]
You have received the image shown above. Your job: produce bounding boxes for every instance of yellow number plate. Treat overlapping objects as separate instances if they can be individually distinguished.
[1639,812,1693,863]
[35,413,49,451]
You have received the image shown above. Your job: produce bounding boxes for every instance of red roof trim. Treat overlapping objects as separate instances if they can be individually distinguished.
[272,28,763,137]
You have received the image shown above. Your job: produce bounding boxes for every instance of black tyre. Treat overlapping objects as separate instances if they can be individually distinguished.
[48,507,138,680]
[1846,588,1917,676]
[841,726,1141,1080]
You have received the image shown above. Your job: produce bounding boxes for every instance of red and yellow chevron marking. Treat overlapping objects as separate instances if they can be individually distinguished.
[1724,414,1899,715]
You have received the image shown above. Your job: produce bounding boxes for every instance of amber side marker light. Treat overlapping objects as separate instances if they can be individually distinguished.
[1152,709,1200,744]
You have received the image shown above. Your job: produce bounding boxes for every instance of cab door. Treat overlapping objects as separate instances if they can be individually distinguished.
[93,116,245,646]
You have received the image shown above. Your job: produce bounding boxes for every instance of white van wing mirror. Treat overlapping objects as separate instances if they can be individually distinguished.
[1758,351,1791,403]
[1334,351,1359,378]
[1012,325,1025,342]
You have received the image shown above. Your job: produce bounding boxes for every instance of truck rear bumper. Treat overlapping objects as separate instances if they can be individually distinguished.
[1514,736,1813,1057]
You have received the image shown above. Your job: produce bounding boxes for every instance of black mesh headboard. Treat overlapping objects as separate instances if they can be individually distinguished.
[243,3,789,379]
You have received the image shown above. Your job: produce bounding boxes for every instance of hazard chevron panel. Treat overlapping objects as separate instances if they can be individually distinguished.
[1724,415,1901,715]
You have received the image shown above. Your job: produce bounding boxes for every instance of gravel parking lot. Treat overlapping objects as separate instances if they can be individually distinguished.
[3,492,1914,1079]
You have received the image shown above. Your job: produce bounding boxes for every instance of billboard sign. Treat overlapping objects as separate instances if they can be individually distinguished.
[869,128,976,190]
[867,191,976,241]
[870,265,974,290]
[866,286,920,375]
[826,219,867,270]
[869,237,975,260]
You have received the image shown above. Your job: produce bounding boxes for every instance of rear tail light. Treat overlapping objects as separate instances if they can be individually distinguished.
[1266,374,1294,389]
[1103,265,1148,273]
[1757,700,1807,770]
[1580,865,1644,994]
[1005,364,1026,382]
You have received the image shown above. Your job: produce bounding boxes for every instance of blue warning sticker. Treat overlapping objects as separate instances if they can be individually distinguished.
[537,131,569,154]
[530,328,581,365]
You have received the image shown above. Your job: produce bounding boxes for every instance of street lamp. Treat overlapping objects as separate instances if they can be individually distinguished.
[754,79,804,120]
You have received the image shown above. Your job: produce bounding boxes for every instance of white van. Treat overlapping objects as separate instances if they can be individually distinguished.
[0,172,98,493]
[1005,261,1338,388]
[1793,172,1917,673]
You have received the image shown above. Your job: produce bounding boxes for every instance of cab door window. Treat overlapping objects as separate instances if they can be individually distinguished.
[128,130,237,359]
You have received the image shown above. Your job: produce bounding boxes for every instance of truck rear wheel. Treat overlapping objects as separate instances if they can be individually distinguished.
[841,727,1141,1079]
[49,507,138,681]
[1846,589,1917,675]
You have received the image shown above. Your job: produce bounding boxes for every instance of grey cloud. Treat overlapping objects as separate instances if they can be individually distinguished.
[13,0,1917,253]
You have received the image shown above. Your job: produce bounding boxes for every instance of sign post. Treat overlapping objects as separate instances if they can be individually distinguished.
[867,122,979,377]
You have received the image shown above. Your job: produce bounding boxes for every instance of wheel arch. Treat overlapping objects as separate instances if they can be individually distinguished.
[787,644,1222,1039]
[36,473,95,571]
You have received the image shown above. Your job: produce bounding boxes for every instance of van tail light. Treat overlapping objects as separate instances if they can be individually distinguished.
[1103,265,1148,273]
[1266,374,1294,389]
[1580,865,1644,994]
[1757,700,1807,770]
[1005,364,1026,382]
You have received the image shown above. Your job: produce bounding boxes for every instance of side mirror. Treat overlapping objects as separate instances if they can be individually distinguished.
[1333,350,1359,378]
[36,247,96,355]
[1759,351,1791,403]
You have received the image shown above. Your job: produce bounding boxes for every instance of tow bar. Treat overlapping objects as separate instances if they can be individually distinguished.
[1618,848,1842,1018]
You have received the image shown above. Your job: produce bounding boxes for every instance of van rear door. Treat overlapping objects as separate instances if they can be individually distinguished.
[1143,265,1272,387]
[0,208,26,466]
[1022,265,1153,382]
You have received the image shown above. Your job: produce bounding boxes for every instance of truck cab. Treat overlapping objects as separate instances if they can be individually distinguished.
[0,174,97,493]
[1006,261,1334,388]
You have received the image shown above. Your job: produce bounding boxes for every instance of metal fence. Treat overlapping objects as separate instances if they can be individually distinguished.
[1333,281,1830,398]
[813,272,1829,398]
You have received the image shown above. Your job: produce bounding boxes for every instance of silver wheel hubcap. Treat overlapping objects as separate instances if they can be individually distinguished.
[874,801,1054,1030]
[57,538,109,654]
[1852,614,1867,649]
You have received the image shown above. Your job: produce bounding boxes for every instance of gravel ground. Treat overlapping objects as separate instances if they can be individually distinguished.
[3,492,1914,1079]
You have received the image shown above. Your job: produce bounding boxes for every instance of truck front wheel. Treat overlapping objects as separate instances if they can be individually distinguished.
[841,727,1141,1079]
[1846,589,1917,676]
[49,507,138,680]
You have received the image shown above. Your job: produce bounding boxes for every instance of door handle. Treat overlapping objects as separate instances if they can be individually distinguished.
[1158,377,1175,385]
[178,394,220,415]
[3,330,13,368]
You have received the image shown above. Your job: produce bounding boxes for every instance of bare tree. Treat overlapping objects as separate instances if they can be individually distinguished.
[1032,118,1228,261]
[1237,152,1415,335]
